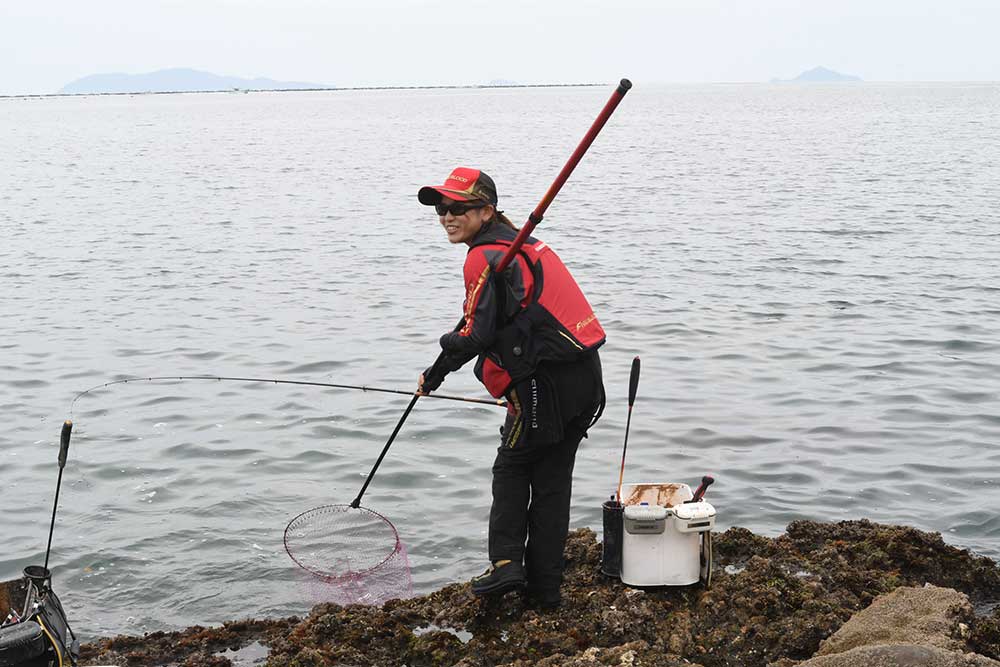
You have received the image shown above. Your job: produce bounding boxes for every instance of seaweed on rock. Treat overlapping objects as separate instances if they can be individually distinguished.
[80,520,1000,667]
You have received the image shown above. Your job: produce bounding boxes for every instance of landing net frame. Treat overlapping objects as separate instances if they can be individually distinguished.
[283,504,406,584]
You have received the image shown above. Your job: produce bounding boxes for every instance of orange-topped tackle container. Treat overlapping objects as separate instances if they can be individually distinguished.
[602,480,716,587]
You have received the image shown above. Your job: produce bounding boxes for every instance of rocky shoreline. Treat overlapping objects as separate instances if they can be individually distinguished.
[80,520,1000,666]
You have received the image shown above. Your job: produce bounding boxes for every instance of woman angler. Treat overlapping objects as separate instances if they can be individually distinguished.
[417,167,606,609]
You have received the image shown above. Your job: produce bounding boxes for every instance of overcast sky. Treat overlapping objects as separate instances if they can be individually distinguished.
[3,0,999,95]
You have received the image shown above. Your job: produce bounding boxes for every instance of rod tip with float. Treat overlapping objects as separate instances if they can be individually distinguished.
[616,356,643,503]
[44,420,74,571]
[58,420,73,469]
[628,356,640,407]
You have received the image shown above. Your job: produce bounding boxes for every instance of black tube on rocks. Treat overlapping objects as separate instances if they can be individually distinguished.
[601,498,624,577]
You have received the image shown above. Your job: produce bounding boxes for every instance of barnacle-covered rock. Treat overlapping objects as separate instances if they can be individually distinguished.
[77,520,1000,667]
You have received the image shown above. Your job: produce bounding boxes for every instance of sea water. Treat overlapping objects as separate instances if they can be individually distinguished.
[1,83,998,638]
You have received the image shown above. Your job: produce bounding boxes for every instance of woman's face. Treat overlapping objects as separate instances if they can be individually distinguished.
[438,197,494,245]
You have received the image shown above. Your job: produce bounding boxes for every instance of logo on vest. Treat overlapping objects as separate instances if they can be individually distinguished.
[575,313,597,331]
[530,378,539,429]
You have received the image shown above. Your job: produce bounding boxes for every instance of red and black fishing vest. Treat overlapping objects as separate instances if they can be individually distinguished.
[473,237,606,398]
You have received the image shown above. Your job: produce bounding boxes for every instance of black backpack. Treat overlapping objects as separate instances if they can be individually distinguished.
[0,568,78,667]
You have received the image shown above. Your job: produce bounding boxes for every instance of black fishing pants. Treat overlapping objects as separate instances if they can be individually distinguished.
[487,420,586,597]
[486,352,603,597]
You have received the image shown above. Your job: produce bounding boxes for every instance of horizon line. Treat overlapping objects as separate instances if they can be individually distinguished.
[4,79,1000,99]
[2,82,604,99]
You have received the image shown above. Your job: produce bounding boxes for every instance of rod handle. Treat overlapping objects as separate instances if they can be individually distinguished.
[691,475,715,502]
[58,421,73,469]
[627,356,641,406]
[618,78,633,94]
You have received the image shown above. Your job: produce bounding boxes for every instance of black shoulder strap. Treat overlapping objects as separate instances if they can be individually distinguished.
[471,241,534,326]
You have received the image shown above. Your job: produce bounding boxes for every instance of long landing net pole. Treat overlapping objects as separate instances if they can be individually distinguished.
[350,78,633,510]
[494,78,632,274]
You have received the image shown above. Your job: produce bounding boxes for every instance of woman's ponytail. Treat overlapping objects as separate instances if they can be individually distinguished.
[491,209,519,231]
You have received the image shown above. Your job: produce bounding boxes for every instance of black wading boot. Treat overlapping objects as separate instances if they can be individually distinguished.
[524,586,562,611]
[471,560,527,596]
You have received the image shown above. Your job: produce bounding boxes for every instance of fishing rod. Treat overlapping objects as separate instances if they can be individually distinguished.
[616,356,641,503]
[350,78,634,509]
[43,421,73,572]
[69,375,507,417]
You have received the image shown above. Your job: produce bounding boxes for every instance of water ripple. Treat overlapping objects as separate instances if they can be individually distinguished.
[2,83,998,639]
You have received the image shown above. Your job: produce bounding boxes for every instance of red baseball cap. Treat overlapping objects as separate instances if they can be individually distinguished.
[418,167,498,205]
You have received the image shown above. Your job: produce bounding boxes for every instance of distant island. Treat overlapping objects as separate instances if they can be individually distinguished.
[59,68,332,94]
[771,66,862,83]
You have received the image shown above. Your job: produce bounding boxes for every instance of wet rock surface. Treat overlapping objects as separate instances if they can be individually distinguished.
[793,644,1000,667]
[814,585,972,656]
[79,520,1000,667]
[79,619,299,667]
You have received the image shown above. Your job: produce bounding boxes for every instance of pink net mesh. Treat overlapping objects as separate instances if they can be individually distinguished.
[284,504,412,606]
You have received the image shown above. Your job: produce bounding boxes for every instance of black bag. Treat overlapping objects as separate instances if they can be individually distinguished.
[0,569,78,667]
[0,621,46,667]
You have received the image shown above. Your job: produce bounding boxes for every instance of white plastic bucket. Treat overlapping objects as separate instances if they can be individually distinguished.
[618,482,716,587]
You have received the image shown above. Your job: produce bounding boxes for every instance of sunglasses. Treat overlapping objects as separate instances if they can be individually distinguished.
[435,201,487,217]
